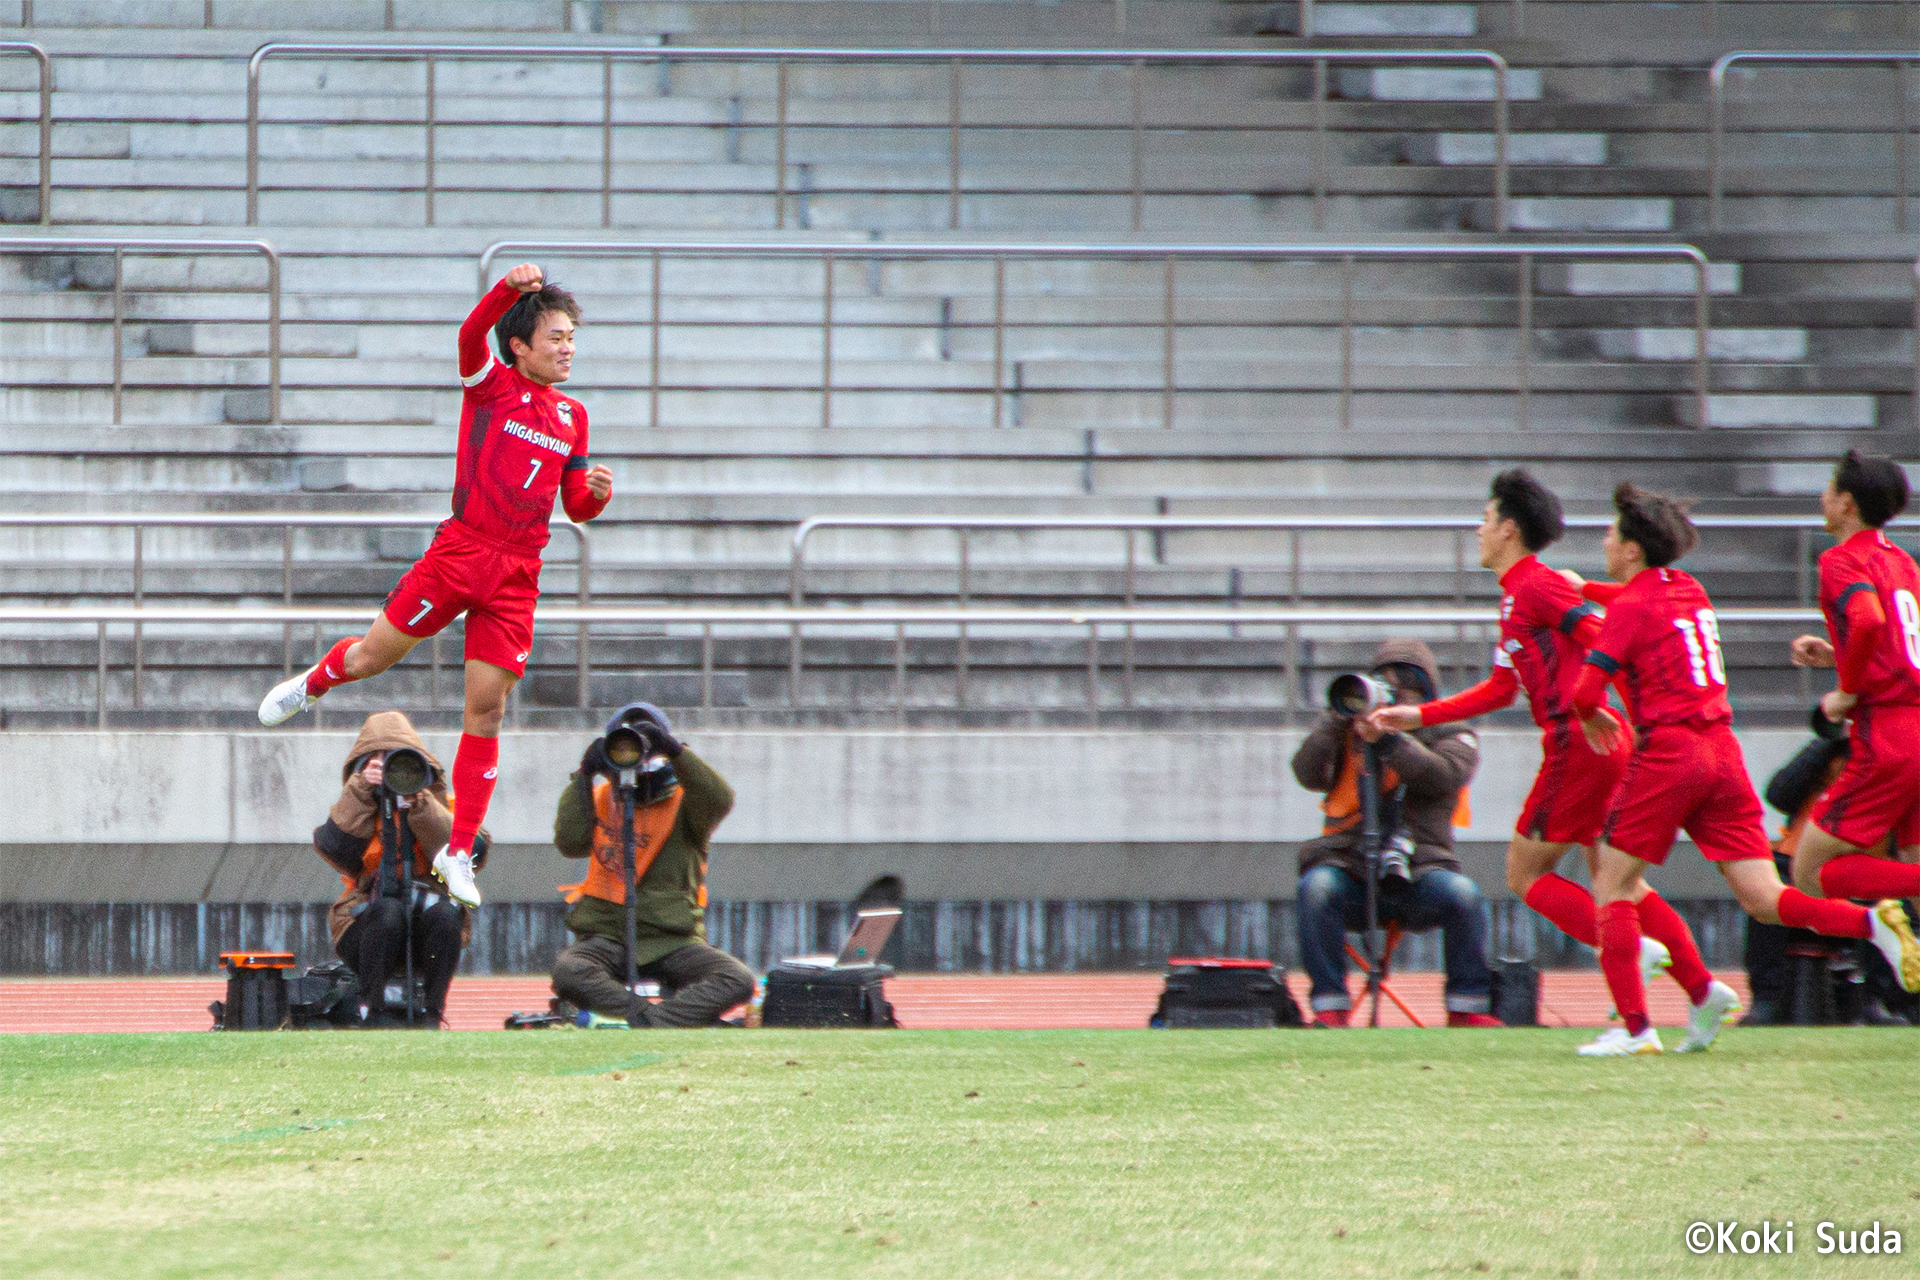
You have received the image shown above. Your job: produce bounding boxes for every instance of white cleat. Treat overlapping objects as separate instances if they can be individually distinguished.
[1867,899,1920,993]
[1674,980,1742,1053]
[1608,937,1672,1020]
[432,848,482,908]
[257,670,320,726]
[1577,1026,1663,1057]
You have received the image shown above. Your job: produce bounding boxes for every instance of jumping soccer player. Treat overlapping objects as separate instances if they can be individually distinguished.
[258,264,613,908]
[1567,483,1920,1056]
[1785,451,1920,906]
[1370,470,1708,1012]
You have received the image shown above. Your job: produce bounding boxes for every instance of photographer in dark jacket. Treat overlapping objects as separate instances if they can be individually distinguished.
[549,703,755,1027]
[312,711,481,1027]
[1291,638,1496,1027]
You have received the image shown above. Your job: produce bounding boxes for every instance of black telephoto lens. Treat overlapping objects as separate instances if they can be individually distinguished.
[382,747,431,796]
[604,724,647,768]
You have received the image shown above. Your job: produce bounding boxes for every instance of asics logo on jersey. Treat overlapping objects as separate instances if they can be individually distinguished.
[515,651,529,662]
[502,419,570,455]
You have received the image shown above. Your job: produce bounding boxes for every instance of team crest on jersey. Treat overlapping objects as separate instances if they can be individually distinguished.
[555,400,573,427]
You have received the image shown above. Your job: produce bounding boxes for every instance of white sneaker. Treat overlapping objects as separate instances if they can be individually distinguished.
[1674,980,1742,1053]
[1607,937,1672,1019]
[1867,900,1920,993]
[432,849,482,908]
[257,670,320,726]
[1577,1026,1662,1057]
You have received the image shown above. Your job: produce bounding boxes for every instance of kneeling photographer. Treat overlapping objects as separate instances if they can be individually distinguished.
[312,711,481,1027]
[1290,639,1496,1027]
[550,703,754,1027]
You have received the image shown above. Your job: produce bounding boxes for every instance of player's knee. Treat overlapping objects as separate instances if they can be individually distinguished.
[1505,860,1538,897]
[1790,854,1827,898]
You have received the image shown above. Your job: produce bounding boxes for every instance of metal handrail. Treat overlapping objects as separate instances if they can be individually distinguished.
[789,511,1831,606]
[480,238,1714,432]
[0,42,49,226]
[248,42,1512,232]
[1709,50,1920,232]
[0,236,280,423]
[0,513,591,707]
[9,600,1819,730]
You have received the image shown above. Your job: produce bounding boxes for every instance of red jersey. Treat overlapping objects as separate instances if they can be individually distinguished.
[452,280,607,554]
[1419,555,1603,729]
[1819,527,1920,708]
[1578,567,1732,730]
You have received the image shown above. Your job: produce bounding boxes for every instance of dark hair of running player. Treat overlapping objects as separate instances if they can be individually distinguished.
[494,283,582,368]
[1612,482,1698,568]
[1832,449,1910,528]
[1489,468,1565,552]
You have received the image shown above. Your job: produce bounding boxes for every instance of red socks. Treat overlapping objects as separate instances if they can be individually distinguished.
[1777,886,1871,939]
[1596,900,1649,1036]
[1819,853,1920,901]
[1635,890,1714,1005]
[1524,873,1598,947]
[448,733,500,854]
[303,636,360,697]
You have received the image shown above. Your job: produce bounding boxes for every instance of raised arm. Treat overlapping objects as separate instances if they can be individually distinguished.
[461,264,544,383]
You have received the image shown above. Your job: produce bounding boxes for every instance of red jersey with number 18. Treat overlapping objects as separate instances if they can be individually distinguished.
[1582,567,1732,729]
[1819,528,1920,709]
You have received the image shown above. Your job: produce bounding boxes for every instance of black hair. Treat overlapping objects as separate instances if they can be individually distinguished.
[1489,468,1565,551]
[1832,449,1909,528]
[494,283,581,368]
[1612,482,1698,569]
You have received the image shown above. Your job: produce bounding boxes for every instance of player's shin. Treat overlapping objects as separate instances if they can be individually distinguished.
[1774,885,1872,938]
[1595,900,1650,1036]
[448,732,500,855]
[1522,872,1599,946]
[303,636,361,697]
[1634,890,1713,1004]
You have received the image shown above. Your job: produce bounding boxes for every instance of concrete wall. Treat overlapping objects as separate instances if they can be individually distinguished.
[0,726,1812,904]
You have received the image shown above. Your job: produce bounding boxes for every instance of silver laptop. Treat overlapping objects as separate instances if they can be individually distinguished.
[782,907,903,970]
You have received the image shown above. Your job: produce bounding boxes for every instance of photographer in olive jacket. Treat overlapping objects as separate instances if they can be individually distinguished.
[550,702,755,1027]
[1290,638,1495,1027]
[312,710,481,1027]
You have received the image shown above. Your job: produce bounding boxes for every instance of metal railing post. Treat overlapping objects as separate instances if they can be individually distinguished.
[602,56,614,229]
[1516,251,1532,430]
[1310,58,1328,231]
[1085,621,1100,726]
[956,529,970,714]
[281,524,293,676]
[774,60,789,230]
[820,250,834,428]
[649,248,662,428]
[948,58,962,231]
[265,244,281,424]
[1902,59,1913,235]
[422,55,436,226]
[991,255,1006,428]
[1338,252,1353,430]
[1130,58,1145,232]
[1122,528,1136,708]
[110,247,123,424]
[1161,255,1175,429]
[131,524,143,709]
[701,621,714,713]
[575,524,591,709]
[96,620,106,728]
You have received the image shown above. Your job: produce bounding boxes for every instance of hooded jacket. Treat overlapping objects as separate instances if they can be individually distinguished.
[1291,638,1479,880]
[313,711,472,948]
[553,704,735,966]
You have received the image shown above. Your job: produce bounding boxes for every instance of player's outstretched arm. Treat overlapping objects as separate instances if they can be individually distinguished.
[460,263,544,382]
[1394,664,1520,730]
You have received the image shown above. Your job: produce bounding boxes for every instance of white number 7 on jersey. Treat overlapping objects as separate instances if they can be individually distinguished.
[523,458,543,489]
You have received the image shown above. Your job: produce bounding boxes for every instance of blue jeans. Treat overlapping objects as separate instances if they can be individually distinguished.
[1295,864,1492,1013]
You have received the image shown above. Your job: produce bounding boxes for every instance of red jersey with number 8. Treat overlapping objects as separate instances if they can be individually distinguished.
[1582,567,1732,729]
[1819,528,1920,709]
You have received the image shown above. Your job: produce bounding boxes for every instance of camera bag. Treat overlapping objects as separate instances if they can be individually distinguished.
[1152,958,1303,1029]
[286,962,361,1028]
[1489,957,1540,1027]
[760,964,896,1028]
[214,951,295,1030]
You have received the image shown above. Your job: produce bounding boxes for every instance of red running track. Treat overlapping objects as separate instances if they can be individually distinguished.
[0,971,1749,1034]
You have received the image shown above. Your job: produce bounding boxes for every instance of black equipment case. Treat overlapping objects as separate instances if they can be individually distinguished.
[761,964,897,1028]
[213,951,295,1030]
[1153,957,1303,1029]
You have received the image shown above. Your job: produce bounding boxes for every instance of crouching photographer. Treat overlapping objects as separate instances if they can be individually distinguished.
[549,703,755,1027]
[1290,639,1497,1028]
[312,711,482,1027]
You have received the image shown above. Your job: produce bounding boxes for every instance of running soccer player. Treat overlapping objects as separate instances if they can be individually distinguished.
[257,264,613,908]
[1370,470,1710,1012]
[1785,450,1920,906]
[1567,483,1920,1056]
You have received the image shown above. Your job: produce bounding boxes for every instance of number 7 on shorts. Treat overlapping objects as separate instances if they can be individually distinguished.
[409,598,435,627]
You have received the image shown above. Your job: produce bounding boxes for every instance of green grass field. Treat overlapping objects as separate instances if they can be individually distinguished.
[1,1027,1914,1279]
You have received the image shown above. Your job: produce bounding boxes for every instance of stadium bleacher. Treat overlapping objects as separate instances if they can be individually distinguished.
[0,0,1914,973]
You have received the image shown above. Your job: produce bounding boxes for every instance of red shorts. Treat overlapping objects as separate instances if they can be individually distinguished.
[1516,714,1631,846]
[1810,703,1920,851]
[382,520,542,677]
[1601,722,1771,866]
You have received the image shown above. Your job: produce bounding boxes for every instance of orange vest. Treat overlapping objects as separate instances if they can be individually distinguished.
[559,779,685,906]
[1320,740,1471,834]
[348,796,455,887]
